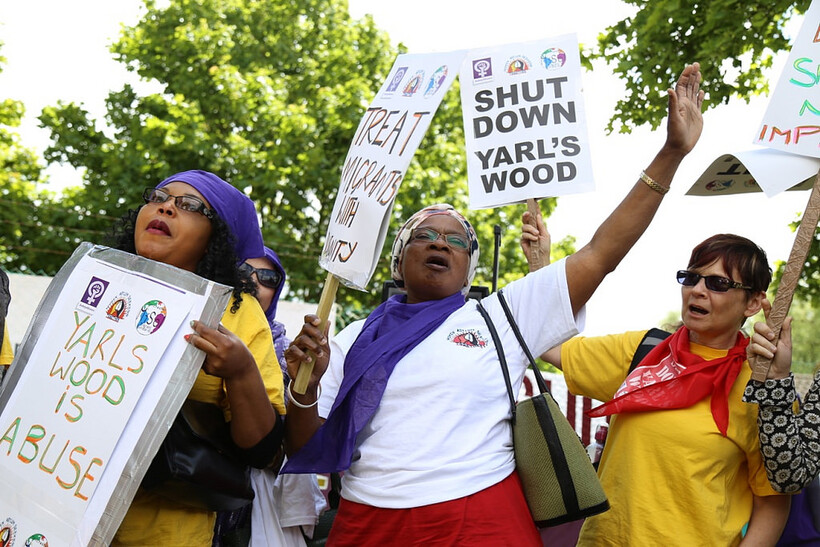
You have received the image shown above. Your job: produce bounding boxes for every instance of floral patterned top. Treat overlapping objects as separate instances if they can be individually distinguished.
[743,371,820,493]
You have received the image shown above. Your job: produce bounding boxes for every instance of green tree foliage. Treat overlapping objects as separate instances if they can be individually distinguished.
[784,297,820,374]
[32,0,553,319]
[593,0,820,345]
[590,0,811,133]
[774,215,820,311]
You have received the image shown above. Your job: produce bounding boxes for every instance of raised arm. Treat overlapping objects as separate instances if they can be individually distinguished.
[564,62,704,315]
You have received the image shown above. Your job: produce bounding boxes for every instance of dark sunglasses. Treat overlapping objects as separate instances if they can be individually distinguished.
[410,227,469,251]
[143,187,214,219]
[676,270,751,292]
[240,262,283,290]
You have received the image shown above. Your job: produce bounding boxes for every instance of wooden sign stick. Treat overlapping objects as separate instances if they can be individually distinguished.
[292,271,340,394]
[750,167,820,382]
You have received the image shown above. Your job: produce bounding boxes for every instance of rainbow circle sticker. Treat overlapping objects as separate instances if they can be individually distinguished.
[541,48,567,70]
[136,300,168,335]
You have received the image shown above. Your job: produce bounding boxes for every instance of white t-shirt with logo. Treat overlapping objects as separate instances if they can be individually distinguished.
[318,258,583,508]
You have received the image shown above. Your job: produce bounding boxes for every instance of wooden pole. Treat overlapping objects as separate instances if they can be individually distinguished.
[292,271,340,394]
[750,167,820,382]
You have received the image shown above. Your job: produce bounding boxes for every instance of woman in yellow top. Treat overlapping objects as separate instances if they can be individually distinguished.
[537,232,791,545]
[110,170,286,545]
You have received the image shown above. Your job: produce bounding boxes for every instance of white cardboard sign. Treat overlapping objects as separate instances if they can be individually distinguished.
[460,34,594,209]
[319,51,466,290]
[0,244,228,545]
[688,148,820,197]
[755,0,820,158]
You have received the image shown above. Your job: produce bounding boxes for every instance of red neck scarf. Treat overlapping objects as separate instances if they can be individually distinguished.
[587,326,748,436]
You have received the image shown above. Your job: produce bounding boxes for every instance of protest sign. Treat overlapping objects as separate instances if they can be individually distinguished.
[755,0,820,158]
[0,243,230,545]
[687,148,820,197]
[460,34,594,209]
[319,50,466,290]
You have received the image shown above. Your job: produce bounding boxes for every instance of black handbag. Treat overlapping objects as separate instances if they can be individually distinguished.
[477,290,609,527]
[141,399,254,511]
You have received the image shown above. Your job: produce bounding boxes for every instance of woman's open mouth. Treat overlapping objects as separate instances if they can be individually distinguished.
[689,304,708,316]
[146,219,171,236]
[425,254,449,271]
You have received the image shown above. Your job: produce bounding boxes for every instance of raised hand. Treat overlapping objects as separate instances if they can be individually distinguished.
[665,62,705,156]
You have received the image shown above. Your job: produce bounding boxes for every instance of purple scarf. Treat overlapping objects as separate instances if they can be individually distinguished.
[283,291,466,473]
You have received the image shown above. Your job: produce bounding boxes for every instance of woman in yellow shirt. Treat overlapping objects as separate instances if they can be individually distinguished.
[110,170,285,545]
[538,232,790,546]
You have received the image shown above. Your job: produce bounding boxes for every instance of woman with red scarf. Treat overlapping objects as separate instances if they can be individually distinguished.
[540,233,791,545]
[282,63,706,545]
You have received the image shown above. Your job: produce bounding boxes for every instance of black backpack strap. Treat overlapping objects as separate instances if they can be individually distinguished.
[629,327,671,373]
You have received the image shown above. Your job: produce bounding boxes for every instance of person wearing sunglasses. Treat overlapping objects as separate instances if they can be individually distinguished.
[539,233,790,546]
[282,63,706,545]
[110,170,286,546]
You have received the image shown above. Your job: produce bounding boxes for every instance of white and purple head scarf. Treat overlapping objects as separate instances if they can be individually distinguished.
[389,203,479,293]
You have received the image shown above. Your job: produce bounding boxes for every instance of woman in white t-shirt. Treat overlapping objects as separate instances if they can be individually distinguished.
[281,63,705,545]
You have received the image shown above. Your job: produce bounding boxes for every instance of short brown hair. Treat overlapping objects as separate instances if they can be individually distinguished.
[688,234,771,293]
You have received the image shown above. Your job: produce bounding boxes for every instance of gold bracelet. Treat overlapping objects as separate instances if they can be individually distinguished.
[640,170,670,195]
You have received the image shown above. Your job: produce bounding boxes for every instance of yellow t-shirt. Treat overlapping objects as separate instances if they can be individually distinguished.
[562,330,781,547]
[1,323,13,366]
[113,295,284,546]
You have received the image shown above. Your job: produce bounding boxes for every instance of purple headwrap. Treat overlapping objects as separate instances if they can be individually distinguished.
[157,170,264,262]
[260,246,287,324]
[258,246,290,374]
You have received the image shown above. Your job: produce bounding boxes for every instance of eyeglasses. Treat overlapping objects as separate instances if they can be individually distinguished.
[142,187,214,219]
[240,262,283,290]
[676,270,751,292]
[410,227,469,251]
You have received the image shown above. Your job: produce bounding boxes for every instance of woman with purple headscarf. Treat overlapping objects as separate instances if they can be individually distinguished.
[110,170,286,546]
[281,63,705,545]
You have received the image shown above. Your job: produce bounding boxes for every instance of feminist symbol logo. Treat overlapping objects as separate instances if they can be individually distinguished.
[385,66,408,93]
[81,277,109,307]
[472,58,493,81]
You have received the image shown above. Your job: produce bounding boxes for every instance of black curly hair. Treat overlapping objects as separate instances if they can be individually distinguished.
[109,205,257,313]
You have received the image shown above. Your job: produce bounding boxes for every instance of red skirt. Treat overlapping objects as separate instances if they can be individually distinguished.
[327,471,542,546]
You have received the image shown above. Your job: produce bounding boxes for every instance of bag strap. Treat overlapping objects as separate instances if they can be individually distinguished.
[629,327,671,373]
[476,299,516,424]
[476,288,555,424]
[496,289,551,396]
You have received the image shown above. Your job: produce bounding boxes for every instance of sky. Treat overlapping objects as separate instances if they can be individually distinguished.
[0,0,811,336]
